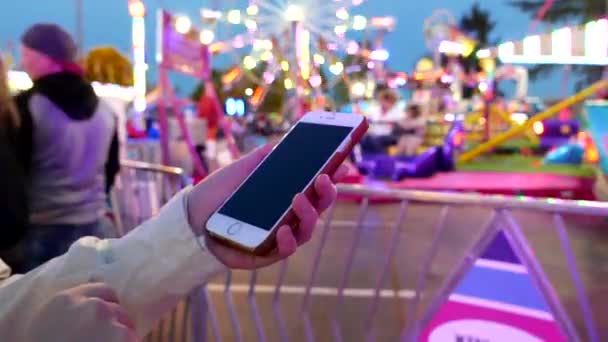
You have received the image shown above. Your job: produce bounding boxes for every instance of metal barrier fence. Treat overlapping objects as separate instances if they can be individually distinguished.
[112,162,608,342]
[110,160,187,235]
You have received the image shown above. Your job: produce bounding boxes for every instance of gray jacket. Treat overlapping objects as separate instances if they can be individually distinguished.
[15,72,119,226]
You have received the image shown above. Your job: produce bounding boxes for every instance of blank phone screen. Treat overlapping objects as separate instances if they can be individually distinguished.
[219,122,352,230]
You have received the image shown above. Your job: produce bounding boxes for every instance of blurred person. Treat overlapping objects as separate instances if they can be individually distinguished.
[3,23,120,273]
[394,104,426,156]
[0,56,29,250]
[361,88,404,154]
[0,144,346,340]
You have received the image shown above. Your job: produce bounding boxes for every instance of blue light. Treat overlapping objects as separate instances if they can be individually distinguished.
[226,98,236,116]
[236,99,245,116]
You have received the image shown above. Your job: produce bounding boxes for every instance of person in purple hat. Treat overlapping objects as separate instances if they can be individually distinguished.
[1,23,120,273]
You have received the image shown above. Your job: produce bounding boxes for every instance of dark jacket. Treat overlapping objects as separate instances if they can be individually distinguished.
[0,114,28,250]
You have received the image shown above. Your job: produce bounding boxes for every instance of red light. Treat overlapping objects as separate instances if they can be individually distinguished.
[453,131,464,147]
[129,0,146,18]
[533,121,544,135]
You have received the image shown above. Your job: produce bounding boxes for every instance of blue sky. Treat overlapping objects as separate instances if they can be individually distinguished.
[0,0,572,98]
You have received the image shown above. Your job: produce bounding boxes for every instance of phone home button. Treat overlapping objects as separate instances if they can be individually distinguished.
[227,222,243,235]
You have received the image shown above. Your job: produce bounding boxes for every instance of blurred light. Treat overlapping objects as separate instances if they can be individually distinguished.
[510,112,528,125]
[227,10,242,24]
[438,40,464,55]
[370,17,395,30]
[132,13,146,113]
[232,35,245,49]
[352,0,364,5]
[533,121,544,135]
[222,67,242,85]
[351,82,366,97]
[586,19,608,58]
[476,49,491,59]
[336,8,349,20]
[370,49,389,61]
[199,30,215,45]
[175,16,192,34]
[250,87,265,107]
[246,4,259,16]
[498,55,608,65]
[285,4,304,22]
[313,53,325,65]
[309,75,322,88]
[365,80,375,98]
[260,51,273,61]
[226,98,237,116]
[253,39,266,50]
[498,41,515,58]
[523,35,541,56]
[281,60,290,71]
[7,70,32,91]
[440,74,454,83]
[210,42,226,53]
[444,113,455,122]
[243,56,257,69]
[393,75,407,87]
[91,82,136,102]
[128,0,146,18]
[329,62,344,75]
[334,25,348,35]
[284,78,294,89]
[245,19,257,31]
[367,61,375,69]
[263,71,275,84]
[352,15,367,30]
[478,81,488,92]
[201,9,222,20]
[346,41,359,55]
[297,28,311,80]
[552,27,571,57]
[587,144,600,163]
[453,131,464,147]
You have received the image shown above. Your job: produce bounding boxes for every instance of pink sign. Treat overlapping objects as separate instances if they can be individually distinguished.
[421,299,566,342]
[158,11,210,78]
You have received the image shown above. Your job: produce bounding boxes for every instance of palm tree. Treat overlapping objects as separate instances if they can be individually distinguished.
[459,2,496,46]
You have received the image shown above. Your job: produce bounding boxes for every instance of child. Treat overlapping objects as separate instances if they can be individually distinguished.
[394,104,426,156]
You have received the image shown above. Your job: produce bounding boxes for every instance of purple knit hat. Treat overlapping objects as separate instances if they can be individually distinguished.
[21,23,77,63]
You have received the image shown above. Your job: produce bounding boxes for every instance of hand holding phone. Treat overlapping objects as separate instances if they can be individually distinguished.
[187,142,349,269]
[204,112,368,256]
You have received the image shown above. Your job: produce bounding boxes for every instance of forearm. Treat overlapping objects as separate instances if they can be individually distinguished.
[0,188,226,338]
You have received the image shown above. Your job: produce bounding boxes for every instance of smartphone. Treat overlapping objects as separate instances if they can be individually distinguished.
[205,112,368,255]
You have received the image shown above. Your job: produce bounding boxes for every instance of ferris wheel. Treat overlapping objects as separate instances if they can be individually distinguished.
[197,0,395,108]
[423,9,457,51]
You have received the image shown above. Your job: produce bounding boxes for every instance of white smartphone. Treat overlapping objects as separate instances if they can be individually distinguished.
[205,112,368,255]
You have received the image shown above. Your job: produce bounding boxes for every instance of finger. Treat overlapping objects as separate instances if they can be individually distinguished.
[106,321,138,342]
[275,225,298,257]
[107,302,135,330]
[79,283,120,304]
[292,194,319,244]
[332,164,349,183]
[313,174,338,214]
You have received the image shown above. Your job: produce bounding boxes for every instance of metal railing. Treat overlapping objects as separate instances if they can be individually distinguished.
[110,159,187,235]
[112,161,608,342]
